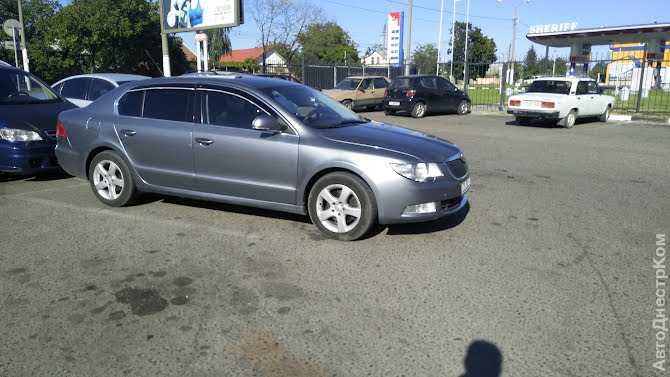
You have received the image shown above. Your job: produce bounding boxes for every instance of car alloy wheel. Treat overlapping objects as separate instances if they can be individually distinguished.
[599,106,610,122]
[457,100,470,115]
[411,102,426,118]
[341,99,353,110]
[562,109,576,128]
[308,172,377,241]
[88,151,138,207]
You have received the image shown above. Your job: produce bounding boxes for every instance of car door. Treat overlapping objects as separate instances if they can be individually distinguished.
[192,88,299,205]
[60,77,91,107]
[371,77,390,106]
[419,76,443,111]
[437,77,460,111]
[586,81,605,115]
[115,86,196,189]
[574,81,593,116]
[354,78,374,107]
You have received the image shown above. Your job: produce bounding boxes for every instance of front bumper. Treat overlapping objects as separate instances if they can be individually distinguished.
[0,140,61,175]
[507,109,560,119]
[375,173,470,225]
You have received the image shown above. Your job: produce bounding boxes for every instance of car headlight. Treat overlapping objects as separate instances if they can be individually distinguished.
[390,162,443,182]
[0,128,43,142]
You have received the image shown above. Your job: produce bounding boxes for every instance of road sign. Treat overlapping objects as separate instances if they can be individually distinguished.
[3,41,16,50]
[3,19,22,37]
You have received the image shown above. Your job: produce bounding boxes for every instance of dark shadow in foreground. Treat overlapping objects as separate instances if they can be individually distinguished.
[384,201,470,236]
[459,340,503,377]
[0,170,71,182]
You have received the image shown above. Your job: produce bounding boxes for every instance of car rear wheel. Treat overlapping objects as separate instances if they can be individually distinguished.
[308,172,377,241]
[88,151,138,207]
[456,100,470,115]
[341,99,353,110]
[411,102,426,118]
[561,109,577,128]
[384,109,396,116]
[598,106,610,122]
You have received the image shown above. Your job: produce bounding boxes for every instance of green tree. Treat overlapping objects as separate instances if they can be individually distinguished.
[364,43,385,58]
[589,61,607,82]
[206,28,232,70]
[297,22,358,65]
[553,57,568,76]
[412,44,438,75]
[522,45,539,79]
[448,21,497,81]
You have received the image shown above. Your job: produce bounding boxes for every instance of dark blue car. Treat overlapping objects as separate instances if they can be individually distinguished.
[0,64,76,175]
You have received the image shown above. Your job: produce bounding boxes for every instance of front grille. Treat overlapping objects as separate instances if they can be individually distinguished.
[441,196,463,212]
[44,130,57,140]
[445,158,468,178]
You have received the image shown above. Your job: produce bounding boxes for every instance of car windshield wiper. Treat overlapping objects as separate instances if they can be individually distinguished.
[338,119,368,125]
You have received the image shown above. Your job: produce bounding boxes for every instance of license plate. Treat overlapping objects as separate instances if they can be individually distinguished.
[388,101,400,106]
[524,100,540,107]
[460,177,471,195]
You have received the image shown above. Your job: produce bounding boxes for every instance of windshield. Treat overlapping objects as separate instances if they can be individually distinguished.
[262,84,365,129]
[335,78,361,90]
[0,69,61,104]
[527,80,572,95]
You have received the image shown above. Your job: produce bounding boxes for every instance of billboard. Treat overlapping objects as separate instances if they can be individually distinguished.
[386,12,404,67]
[160,0,242,33]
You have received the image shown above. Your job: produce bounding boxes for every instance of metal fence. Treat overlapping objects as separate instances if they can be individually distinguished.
[264,64,415,90]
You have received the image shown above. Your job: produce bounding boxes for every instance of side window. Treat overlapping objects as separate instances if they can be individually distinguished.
[373,78,389,89]
[576,81,588,95]
[202,91,264,129]
[61,78,90,99]
[359,79,371,90]
[52,83,63,94]
[143,89,193,122]
[437,77,455,91]
[587,81,599,94]
[118,90,144,117]
[88,79,115,101]
[419,77,437,89]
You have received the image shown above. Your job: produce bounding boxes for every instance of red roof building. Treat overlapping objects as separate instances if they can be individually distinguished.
[218,47,286,66]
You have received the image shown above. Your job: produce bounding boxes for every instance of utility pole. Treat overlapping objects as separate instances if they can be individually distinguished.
[17,0,29,71]
[436,0,445,75]
[449,0,458,81]
[463,0,470,86]
[404,0,413,75]
[498,0,530,84]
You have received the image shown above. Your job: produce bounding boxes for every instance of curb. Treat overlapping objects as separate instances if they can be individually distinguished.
[609,114,632,122]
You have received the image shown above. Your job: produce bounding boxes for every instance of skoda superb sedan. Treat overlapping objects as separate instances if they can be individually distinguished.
[55,75,470,240]
[1,64,76,175]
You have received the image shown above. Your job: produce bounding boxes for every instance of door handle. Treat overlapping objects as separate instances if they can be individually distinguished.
[195,138,214,145]
[121,129,136,136]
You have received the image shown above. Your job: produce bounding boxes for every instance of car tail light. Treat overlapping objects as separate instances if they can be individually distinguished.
[509,99,521,106]
[541,101,555,108]
[56,120,67,137]
[406,90,416,97]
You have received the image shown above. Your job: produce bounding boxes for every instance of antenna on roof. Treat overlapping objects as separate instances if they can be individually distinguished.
[145,49,164,77]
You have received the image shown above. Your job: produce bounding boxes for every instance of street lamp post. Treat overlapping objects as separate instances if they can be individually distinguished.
[17,0,29,71]
[497,0,530,84]
[449,0,459,82]
[436,0,444,75]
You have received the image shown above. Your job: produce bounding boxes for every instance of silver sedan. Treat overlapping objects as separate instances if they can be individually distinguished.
[55,75,470,240]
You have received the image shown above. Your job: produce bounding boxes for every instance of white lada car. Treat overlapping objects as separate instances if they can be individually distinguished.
[507,77,614,128]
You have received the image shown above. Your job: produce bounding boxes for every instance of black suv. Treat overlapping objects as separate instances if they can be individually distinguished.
[383,75,471,118]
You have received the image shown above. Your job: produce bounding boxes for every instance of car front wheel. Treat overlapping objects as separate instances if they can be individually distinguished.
[457,100,470,115]
[308,172,377,241]
[88,151,138,207]
[598,106,610,122]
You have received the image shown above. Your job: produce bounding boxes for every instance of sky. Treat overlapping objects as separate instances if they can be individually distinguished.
[181,0,668,62]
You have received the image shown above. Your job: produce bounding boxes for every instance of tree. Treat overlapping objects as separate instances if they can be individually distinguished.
[412,44,438,75]
[553,57,568,76]
[448,21,497,81]
[206,28,232,70]
[364,43,385,58]
[522,45,539,79]
[298,22,359,65]
[36,0,187,82]
[248,0,322,68]
[589,61,607,82]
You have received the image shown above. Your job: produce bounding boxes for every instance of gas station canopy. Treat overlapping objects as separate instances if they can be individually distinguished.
[527,23,670,48]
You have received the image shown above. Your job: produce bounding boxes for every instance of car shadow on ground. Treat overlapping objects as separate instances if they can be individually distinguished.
[505,118,593,128]
[384,202,470,236]
[0,170,71,182]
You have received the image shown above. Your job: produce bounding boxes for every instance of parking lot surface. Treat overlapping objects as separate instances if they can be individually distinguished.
[1,113,668,376]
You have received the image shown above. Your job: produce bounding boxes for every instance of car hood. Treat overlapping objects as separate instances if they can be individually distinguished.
[320,120,462,162]
[322,89,352,100]
[1,101,76,133]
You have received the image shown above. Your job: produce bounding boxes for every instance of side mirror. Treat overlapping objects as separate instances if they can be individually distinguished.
[599,88,605,95]
[252,114,287,133]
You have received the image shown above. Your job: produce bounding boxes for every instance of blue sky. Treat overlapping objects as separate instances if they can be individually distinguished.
[182,0,668,62]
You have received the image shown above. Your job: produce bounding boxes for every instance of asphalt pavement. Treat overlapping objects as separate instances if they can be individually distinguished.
[1,113,668,376]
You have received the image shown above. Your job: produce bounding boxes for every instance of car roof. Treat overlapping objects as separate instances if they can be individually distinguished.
[53,73,150,84]
[343,76,387,79]
[129,74,300,91]
[533,76,593,82]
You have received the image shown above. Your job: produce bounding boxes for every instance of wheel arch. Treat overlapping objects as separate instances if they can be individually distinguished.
[301,166,377,214]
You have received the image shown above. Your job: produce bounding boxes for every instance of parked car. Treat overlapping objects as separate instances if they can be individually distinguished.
[0,64,76,175]
[55,75,470,241]
[323,76,390,110]
[255,73,302,83]
[382,75,471,118]
[52,73,149,107]
[507,77,614,128]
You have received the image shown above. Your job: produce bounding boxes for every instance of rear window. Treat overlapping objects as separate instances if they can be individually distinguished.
[389,78,412,90]
[527,80,572,95]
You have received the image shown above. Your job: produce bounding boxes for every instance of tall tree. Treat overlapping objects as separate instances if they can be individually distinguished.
[412,44,438,75]
[364,43,386,58]
[553,57,568,76]
[522,45,539,79]
[205,28,232,69]
[589,61,607,82]
[297,22,358,65]
[448,21,497,81]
